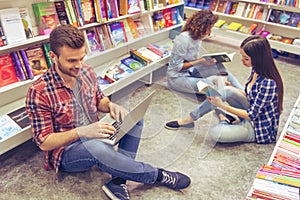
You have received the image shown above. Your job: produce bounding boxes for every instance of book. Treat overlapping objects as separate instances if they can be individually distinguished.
[202,52,236,63]
[97,76,110,90]
[163,8,173,28]
[85,28,101,52]
[121,57,144,71]
[104,63,133,83]
[80,0,96,24]
[226,22,243,31]
[42,43,53,69]
[32,2,60,35]
[19,7,34,38]
[234,2,246,17]
[129,49,152,65]
[19,49,34,79]
[146,44,169,57]
[216,0,227,13]
[24,45,49,76]
[209,0,219,11]
[0,114,22,141]
[108,22,127,46]
[153,11,165,30]
[133,18,146,37]
[54,1,70,25]
[126,18,139,39]
[7,107,30,129]
[214,19,226,28]
[288,12,300,27]
[197,80,221,96]
[65,0,80,27]
[0,54,18,87]
[128,0,141,14]
[137,47,162,61]
[10,51,26,81]
[0,8,27,44]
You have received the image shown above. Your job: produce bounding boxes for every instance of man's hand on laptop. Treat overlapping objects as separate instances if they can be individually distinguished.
[109,102,128,122]
[77,121,116,139]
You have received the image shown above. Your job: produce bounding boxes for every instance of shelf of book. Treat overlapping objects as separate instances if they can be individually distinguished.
[246,94,300,199]
[184,2,300,55]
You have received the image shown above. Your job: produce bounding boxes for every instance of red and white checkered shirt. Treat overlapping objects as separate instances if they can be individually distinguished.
[26,64,104,172]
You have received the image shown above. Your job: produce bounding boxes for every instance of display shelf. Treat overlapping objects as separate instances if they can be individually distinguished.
[184,4,300,55]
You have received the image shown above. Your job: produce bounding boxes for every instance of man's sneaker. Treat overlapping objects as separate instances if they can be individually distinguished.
[102,180,130,200]
[164,121,195,130]
[158,170,191,190]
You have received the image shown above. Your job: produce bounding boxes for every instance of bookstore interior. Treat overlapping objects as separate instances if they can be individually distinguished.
[0,0,299,199]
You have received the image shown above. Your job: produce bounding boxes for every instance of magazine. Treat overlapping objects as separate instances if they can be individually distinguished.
[201,52,236,63]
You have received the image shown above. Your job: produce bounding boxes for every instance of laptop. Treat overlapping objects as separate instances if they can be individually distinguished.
[99,91,155,145]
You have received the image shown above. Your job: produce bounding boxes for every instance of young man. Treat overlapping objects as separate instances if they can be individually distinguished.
[25,24,191,200]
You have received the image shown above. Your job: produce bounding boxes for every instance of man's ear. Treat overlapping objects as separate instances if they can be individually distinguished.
[49,51,56,63]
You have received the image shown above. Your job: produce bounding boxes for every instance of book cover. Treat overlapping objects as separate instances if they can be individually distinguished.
[216,0,227,13]
[214,19,226,28]
[54,1,70,25]
[97,76,110,90]
[32,2,60,35]
[153,11,165,30]
[0,114,22,141]
[226,22,243,31]
[19,7,34,38]
[137,47,162,61]
[197,80,221,97]
[119,0,129,15]
[10,51,26,81]
[209,0,218,11]
[195,0,205,8]
[80,0,96,24]
[86,28,102,52]
[170,7,182,25]
[25,45,49,76]
[0,54,18,87]
[126,18,139,39]
[128,0,141,14]
[120,19,133,41]
[146,43,169,57]
[129,49,152,65]
[268,9,292,25]
[7,107,30,129]
[65,0,80,27]
[121,57,144,71]
[19,49,34,79]
[104,64,133,83]
[202,52,236,63]
[133,18,146,37]
[234,2,246,17]
[109,22,127,46]
[163,8,173,28]
[16,51,28,80]
[0,8,27,44]
[288,12,300,27]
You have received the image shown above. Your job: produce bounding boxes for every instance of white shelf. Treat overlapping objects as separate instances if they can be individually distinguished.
[185,6,300,55]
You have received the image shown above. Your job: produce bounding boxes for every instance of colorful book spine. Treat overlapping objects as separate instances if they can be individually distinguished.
[19,50,34,79]
[10,52,26,81]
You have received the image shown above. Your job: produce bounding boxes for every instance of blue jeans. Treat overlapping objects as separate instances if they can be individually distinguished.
[60,120,158,184]
[208,87,256,143]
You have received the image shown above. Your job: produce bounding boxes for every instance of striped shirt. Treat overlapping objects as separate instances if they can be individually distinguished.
[245,69,280,144]
[25,64,104,172]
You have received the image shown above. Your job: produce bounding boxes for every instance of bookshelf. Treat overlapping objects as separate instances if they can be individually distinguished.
[0,0,185,155]
[246,94,300,199]
[184,0,300,55]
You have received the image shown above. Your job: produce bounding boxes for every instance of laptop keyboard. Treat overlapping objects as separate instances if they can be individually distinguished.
[108,120,123,140]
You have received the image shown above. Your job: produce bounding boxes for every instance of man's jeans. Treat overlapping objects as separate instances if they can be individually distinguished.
[61,120,158,184]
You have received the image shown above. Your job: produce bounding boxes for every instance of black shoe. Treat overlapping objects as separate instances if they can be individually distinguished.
[102,180,130,200]
[164,121,195,130]
[157,170,191,190]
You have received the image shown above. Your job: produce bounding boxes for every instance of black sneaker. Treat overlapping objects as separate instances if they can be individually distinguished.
[164,121,195,130]
[102,181,130,200]
[158,170,191,190]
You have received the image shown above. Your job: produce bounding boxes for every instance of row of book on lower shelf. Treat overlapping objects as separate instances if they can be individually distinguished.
[214,19,300,47]
[247,96,300,200]
[0,43,51,88]
[97,41,173,89]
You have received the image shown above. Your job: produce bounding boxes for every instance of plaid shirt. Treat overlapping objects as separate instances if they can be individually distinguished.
[26,64,104,172]
[245,70,280,144]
